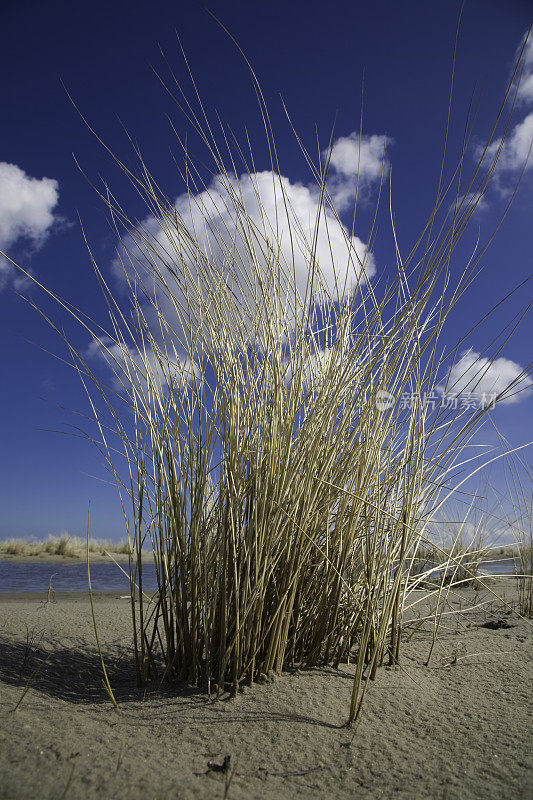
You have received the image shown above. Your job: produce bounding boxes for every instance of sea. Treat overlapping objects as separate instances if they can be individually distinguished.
[0,557,521,594]
[0,560,159,594]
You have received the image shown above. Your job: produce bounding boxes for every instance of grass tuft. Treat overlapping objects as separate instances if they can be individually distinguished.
[6,21,532,723]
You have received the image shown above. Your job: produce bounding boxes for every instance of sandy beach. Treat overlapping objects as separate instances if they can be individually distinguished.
[0,578,531,799]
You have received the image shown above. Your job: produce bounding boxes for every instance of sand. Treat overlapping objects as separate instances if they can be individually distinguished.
[0,579,531,800]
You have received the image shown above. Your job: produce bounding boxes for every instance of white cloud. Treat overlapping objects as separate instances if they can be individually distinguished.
[473,32,533,200]
[177,169,375,298]
[115,167,376,358]
[454,191,489,216]
[478,32,533,193]
[441,349,532,406]
[0,256,34,291]
[324,132,391,211]
[327,133,390,181]
[514,31,533,106]
[517,72,533,106]
[485,112,533,174]
[86,335,198,394]
[0,161,59,289]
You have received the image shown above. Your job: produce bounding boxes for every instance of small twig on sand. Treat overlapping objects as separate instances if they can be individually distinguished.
[38,575,57,608]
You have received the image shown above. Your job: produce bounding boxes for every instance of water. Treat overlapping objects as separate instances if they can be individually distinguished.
[414,557,521,580]
[0,557,522,594]
[0,561,159,594]
[476,558,521,576]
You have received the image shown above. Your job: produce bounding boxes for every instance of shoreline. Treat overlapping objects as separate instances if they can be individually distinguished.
[0,590,132,602]
[0,552,153,565]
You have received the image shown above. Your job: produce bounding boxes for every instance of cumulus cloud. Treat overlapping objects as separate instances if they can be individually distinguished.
[454,191,489,217]
[517,72,533,106]
[478,32,533,192]
[175,169,376,300]
[440,349,532,407]
[514,31,533,106]
[0,161,59,289]
[484,112,533,174]
[115,167,377,359]
[323,132,391,211]
[86,336,198,393]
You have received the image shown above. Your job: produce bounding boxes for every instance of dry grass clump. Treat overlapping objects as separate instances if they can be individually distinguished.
[0,534,132,558]
[8,26,532,722]
[0,538,33,557]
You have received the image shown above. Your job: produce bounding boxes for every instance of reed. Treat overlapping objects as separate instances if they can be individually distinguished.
[7,22,532,723]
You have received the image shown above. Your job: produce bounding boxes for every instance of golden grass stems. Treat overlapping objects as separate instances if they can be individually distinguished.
[7,24,532,724]
[85,502,119,708]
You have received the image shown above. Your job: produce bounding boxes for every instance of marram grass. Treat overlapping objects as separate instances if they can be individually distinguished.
[6,23,533,723]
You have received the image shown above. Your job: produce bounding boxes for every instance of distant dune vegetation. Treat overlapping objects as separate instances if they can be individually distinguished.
[0,534,132,558]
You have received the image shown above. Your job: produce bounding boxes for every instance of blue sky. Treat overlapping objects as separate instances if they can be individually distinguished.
[0,0,531,541]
